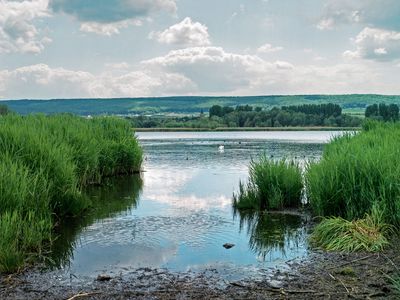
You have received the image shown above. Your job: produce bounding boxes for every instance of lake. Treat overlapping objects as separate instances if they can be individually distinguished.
[50,131,340,281]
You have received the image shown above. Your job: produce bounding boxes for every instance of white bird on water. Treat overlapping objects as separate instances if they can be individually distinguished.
[218,145,224,152]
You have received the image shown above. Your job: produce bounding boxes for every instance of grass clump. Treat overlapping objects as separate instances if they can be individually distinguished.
[233,156,303,211]
[0,114,143,273]
[310,205,392,252]
[338,267,356,277]
[307,121,400,226]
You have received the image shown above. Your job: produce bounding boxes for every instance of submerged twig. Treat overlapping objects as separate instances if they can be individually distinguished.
[66,291,101,300]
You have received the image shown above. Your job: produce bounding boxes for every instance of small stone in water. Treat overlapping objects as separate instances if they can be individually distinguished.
[223,243,235,249]
[268,280,283,289]
[97,274,112,282]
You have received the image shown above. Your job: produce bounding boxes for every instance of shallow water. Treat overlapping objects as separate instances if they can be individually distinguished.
[50,131,340,280]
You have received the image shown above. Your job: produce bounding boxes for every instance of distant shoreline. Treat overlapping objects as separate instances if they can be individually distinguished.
[134,126,360,132]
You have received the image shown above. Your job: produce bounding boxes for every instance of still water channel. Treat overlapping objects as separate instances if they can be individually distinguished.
[50,131,339,280]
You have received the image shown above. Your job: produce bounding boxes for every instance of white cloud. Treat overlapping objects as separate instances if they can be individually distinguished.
[80,19,143,36]
[104,62,131,70]
[318,0,400,30]
[274,61,293,70]
[142,46,389,95]
[257,43,283,54]
[0,63,195,99]
[344,27,400,61]
[143,46,267,92]
[149,17,210,46]
[50,0,177,35]
[2,46,400,99]
[0,0,50,54]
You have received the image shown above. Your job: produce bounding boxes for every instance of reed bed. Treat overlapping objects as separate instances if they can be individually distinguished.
[0,114,142,272]
[307,121,400,226]
[233,156,303,210]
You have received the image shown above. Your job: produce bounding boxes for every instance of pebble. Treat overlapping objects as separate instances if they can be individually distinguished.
[223,243,235,249]
[268,280,283,289]
[96,274,112,282]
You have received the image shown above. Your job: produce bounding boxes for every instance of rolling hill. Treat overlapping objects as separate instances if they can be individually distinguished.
[2,95,400,116]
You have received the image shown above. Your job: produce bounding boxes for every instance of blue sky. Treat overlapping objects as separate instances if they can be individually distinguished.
[1,0,400,99]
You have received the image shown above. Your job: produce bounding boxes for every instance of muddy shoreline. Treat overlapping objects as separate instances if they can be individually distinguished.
[1,241,399,300]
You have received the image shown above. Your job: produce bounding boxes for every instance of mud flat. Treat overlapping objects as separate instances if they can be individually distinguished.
[1,241,399,300]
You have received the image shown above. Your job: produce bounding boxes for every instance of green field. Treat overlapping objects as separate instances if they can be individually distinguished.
[2,95,400,116]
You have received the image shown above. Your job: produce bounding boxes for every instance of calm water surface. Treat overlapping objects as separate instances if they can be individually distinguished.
[51,131,340,280]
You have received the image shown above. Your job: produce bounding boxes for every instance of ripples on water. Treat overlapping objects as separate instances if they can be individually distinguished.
[50,131,339,279]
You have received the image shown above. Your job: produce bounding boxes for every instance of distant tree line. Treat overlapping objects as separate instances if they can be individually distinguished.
[128,103,361,129]
[365,103,399,122]
[281,103,342,118]
[208,103,360,127]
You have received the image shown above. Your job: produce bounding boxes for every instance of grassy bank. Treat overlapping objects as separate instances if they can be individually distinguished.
[306,121,400,252]
[307,121,400,226]
[0,114,143,273]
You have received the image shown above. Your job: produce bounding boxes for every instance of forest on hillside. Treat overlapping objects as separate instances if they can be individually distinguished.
[2,95,400,116]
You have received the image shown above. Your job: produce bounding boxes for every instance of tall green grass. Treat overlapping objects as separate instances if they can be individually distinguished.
[0,114,143,273]
[233,156,303,210]
[307,121,400,226]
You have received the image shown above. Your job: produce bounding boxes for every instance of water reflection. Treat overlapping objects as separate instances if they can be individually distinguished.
[48,175,143,269]
[45,132,329,278]
[233,208,308,261]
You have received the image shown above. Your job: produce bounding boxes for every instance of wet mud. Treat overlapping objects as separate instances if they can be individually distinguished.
[1,242,399,300]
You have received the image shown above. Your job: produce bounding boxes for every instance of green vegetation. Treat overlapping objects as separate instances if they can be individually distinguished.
[233,156,303,211]
[3,95,400,116]
[365,103,399,121]
[307,121,400,226]
[130,114,222,129]
[0,104,10,115]
[207,103,360,128]
[310,206,392,252]
[130,103,362,129]
[307,121,400,252]
[338,267,356,276]
[0,114,142,273]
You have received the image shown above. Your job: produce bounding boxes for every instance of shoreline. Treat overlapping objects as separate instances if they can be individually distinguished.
[1,238,398,299]
[134,126,360,132]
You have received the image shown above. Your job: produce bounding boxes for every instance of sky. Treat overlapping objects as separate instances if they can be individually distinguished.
[1,0,400,99]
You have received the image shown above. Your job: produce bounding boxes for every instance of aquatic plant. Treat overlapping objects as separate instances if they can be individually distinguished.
[233,156,303,210]
[0,114,143,273]
[306,121,400,226]
[310,205,392,252]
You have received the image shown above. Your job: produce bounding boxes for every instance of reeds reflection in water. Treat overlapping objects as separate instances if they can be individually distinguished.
[48,175,143,269]
[233,208,308,261]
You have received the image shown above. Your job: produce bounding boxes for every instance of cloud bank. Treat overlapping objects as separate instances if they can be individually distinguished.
[0,0,50,54]
[149,17,210,46]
